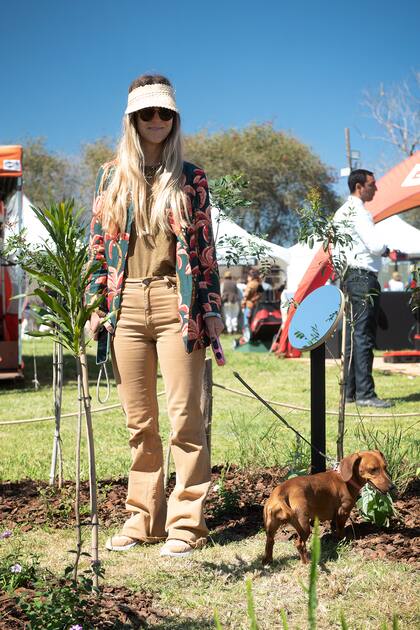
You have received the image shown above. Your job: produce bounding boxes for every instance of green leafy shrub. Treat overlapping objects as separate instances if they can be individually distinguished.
[0,552,39,593]
[357,484,396,527]
[0,551,102,630]
[18,565,101,630]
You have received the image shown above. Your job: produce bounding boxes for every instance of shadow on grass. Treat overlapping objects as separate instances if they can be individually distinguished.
[207,505,264,546]
[200,552,296,581]
[389,391,420,404]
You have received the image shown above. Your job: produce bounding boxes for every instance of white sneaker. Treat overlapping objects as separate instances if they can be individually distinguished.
[160,539,194,558]
[105,534,139,551]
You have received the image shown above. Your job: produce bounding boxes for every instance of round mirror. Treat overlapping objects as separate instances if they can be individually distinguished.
[289,285,344,351]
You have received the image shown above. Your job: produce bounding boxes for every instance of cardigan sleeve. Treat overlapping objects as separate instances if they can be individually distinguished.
[191,168,222,319]
[85,166,109,311]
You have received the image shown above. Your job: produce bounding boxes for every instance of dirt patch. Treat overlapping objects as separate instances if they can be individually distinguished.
[0,583,161,629]
[1,467,419,565]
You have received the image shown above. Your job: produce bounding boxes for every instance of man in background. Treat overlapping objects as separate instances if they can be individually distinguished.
[335,169,394,408]
[388,271,404,291]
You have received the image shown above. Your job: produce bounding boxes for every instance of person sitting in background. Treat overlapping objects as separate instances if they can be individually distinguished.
[221,271,240,333]
[388,271,404,291]
[241,269,263,341]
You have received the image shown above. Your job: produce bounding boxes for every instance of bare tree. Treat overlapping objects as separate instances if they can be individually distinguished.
[362,71,420,157]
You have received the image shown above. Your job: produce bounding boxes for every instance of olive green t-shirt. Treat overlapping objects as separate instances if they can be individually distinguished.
[125,168,176,278]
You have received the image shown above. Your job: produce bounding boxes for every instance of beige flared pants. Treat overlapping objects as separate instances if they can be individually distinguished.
[111,278,210,546]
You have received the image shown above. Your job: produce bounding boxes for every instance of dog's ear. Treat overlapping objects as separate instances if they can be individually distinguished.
[340,453,361,482]
[375,450,387,466]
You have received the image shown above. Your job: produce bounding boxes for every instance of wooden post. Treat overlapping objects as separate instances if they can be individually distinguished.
[49,340,63,487]
[200,358,213,456]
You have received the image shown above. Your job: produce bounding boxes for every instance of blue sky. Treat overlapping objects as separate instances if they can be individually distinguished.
[2,0,419,193]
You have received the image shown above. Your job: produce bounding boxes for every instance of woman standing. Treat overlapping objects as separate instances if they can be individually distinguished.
[86,74,223,557]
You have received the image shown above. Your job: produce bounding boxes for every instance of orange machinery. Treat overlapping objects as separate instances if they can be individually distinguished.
[0,145,24,380]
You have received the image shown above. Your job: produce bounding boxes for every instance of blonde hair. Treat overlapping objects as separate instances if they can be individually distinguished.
[99,75,189,236]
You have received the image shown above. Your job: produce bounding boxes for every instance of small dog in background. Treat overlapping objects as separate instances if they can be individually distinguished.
[263,450,393,564]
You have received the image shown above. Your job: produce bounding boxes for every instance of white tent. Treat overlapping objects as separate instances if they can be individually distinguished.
[375,215,420,256]
[285,242,317,292]
[212,209,290,268]
[5,193,49,246]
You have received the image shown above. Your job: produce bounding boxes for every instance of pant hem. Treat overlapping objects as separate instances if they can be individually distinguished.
[166,535,207,548]
[121,528,166,543]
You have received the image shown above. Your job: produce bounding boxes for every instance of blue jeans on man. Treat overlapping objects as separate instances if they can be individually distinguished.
[343,268,389,405]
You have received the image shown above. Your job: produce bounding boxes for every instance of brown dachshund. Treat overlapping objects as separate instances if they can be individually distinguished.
[263,450,393,564]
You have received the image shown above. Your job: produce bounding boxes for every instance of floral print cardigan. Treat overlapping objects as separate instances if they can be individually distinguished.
[85,161,221,353]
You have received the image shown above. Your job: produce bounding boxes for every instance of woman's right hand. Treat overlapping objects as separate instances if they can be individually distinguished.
[89,312,114,340]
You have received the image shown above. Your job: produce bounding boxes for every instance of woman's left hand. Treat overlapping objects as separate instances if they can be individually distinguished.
[205,316,224,339]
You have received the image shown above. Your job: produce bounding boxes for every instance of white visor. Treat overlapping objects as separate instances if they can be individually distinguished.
[125,83,178,115]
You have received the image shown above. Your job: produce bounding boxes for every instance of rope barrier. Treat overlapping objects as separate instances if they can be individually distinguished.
[212,382,420,419]
[1,381,419,427]
[0,391,166,426]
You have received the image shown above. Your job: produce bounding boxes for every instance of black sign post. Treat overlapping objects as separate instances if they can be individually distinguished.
[310,343,326,473]
[288,285,345,476]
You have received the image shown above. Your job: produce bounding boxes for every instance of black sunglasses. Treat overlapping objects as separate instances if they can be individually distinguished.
[138,107,175,122]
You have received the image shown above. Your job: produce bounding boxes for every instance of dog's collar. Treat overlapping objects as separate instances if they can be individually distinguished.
[336,465,362,493]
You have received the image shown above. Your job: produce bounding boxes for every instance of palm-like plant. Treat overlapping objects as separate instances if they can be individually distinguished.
[24,200,103,587]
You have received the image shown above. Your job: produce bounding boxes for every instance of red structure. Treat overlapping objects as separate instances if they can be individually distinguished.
[0,145,24,379]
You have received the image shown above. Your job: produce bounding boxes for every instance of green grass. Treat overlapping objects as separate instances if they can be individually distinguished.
[0,336,419,481]
[2,527,419,629]
[1,336,419,628]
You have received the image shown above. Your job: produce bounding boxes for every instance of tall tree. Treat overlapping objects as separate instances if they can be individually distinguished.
[362,71,420,158]
[78,138,115,211]
[22,137,74,205]
[185,123,338,245]
[362,72,420,230]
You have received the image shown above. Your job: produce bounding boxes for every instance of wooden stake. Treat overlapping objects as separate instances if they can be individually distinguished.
[201,358,213,455]
[73,358,83,581]
[49,340,63,487]
[79,339,99,590]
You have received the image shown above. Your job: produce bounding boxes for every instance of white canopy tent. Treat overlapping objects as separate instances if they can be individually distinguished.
[374,214,420,256]
[212,208,290,269]
[5,192,49,247]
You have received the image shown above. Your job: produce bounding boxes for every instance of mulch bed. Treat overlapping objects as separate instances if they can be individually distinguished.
[0,584,161,629]
[1,466,419,563]
[1,467,418,627]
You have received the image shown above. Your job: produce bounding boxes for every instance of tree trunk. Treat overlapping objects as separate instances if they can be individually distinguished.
[49,340,63,487]
[79,338,100,590]
[73,357,83,581]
